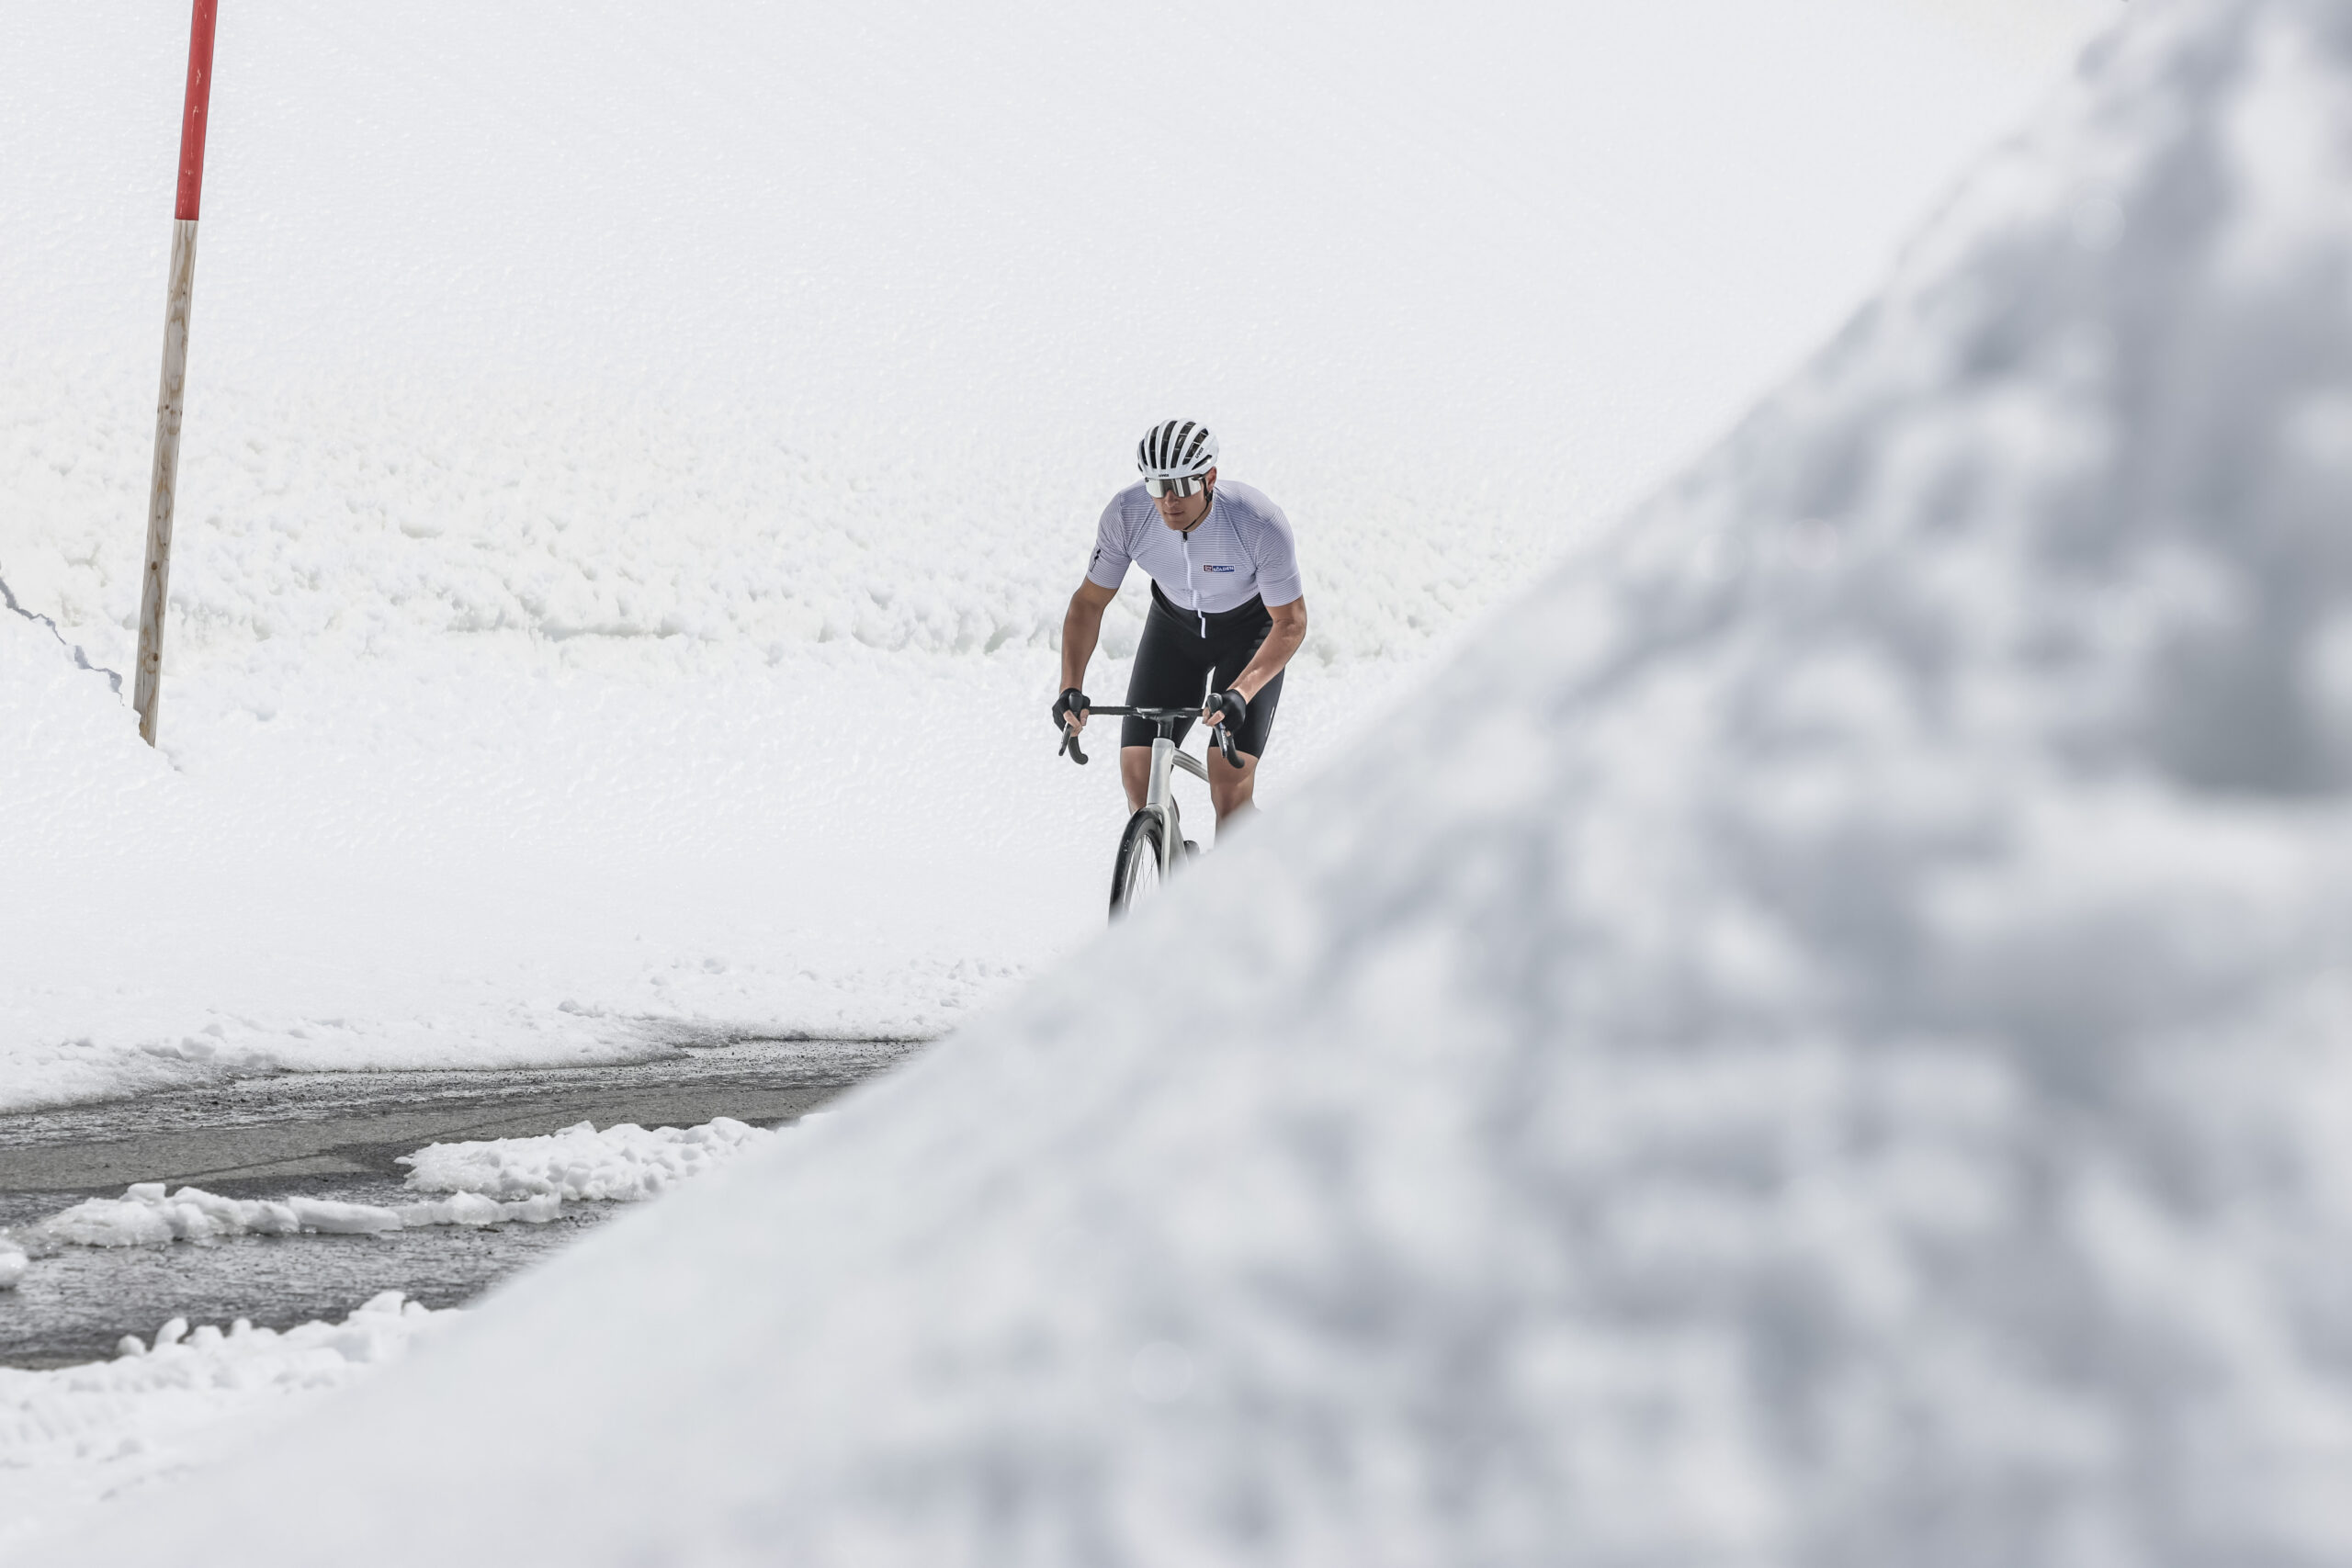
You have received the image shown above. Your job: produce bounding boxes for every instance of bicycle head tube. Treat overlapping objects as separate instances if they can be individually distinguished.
[1147,736,1177,813]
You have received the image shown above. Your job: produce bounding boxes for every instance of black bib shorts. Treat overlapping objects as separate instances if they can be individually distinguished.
[1121,582,1285,759]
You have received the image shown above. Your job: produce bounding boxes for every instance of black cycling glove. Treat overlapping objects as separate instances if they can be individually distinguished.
[1052,687,1091,730]
[1206,688,1247,732]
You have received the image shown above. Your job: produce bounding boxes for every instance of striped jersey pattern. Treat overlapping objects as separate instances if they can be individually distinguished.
[1085,479,1305,622]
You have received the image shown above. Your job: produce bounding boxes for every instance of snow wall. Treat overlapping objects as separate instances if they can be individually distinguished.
[40,0,2352,1562]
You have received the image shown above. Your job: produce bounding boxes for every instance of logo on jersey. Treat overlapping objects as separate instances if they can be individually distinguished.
[1202,563,1235,573]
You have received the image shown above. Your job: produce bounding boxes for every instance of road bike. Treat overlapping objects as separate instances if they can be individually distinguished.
[1059,705,1237,916]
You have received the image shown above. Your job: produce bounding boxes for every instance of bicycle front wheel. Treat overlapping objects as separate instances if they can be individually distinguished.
[1108,808,1167,918]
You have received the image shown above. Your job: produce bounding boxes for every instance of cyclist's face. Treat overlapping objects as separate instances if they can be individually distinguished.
[1154,468,1215,529]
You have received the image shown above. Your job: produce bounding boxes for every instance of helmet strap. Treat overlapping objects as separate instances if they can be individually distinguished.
[1182,476,1214,533]
[1181,488,1211,534]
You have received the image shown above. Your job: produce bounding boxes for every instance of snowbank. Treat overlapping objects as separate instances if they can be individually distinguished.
[33,1,2352,1564]
[0,1294,456,1564]
[0,0,2106,1112]
[398,1116,773,1203]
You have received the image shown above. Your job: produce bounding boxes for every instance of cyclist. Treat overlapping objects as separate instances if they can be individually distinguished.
[1055,420,1307,827]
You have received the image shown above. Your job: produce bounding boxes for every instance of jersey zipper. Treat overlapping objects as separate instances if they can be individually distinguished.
[1182,503,1207,636]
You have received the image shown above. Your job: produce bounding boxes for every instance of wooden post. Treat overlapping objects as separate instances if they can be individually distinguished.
[134,0,220,747]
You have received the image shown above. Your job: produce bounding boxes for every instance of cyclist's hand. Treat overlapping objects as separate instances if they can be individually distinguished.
[1204,688,1246,731]
[1053,687,1091,733]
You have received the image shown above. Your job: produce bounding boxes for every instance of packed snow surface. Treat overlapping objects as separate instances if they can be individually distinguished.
[32,1,2352,1565]
[0,1294,456,1564]
[0,0,2109,1112]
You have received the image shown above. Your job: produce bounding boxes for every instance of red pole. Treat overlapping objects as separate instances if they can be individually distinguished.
[135,0,221,746]
[175,1,219,220]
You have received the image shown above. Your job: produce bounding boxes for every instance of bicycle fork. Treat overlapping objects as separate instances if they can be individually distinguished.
[1145,734,1216,874]
[1148,735,1183,877]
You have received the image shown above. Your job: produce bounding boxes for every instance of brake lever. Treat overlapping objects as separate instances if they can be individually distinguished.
[1060,725,1089,766]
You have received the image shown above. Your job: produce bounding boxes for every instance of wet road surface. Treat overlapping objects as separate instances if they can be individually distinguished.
[0,1039,921,1368]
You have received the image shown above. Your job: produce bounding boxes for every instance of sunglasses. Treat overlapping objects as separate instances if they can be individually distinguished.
[1143,474,1208,499]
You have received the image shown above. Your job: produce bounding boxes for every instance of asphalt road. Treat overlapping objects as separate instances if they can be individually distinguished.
[0,1039,921,1368]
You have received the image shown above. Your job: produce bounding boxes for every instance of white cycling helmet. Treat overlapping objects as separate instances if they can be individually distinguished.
[1136,419,1218,481]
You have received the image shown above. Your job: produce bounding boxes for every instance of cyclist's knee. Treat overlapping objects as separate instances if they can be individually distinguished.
[1120,745,1151,809]
[1210,761,1256,815]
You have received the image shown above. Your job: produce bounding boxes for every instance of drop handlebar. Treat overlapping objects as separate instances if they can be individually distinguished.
[1058,705,1238,770]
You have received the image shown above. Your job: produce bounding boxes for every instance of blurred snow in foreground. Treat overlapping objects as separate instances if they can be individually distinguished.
[29,1,2352,1564]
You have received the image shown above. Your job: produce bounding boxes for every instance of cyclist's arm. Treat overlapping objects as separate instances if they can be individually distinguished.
[1227,596,1307,708]
[1059,579,1118,729]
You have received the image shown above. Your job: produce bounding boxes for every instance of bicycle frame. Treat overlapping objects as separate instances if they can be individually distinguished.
[1141,728,1210,877]
[1062,705,1222,880]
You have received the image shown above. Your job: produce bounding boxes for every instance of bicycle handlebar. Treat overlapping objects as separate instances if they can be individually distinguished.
[1059,706,1238,768]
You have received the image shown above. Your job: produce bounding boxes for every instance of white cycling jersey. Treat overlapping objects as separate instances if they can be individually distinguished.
[1084,479,1304,627]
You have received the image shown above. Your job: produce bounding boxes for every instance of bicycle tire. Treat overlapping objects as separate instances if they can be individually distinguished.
[1109,808,1167,918]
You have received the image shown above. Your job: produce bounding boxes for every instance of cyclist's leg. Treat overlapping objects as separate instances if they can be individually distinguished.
[1122,599,1214,814]
[1209,640,1283,824]
[1207,746,1257,821]
[1207,684,1278,820]
[1120,747,1151,816]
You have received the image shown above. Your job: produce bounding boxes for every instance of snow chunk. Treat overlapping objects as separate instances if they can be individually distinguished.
[398,1117,774,1202]
[15,1119,761,1276]
[33,1185,560,1249]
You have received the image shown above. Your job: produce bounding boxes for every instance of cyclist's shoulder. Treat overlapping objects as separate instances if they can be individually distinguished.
[1102,479,1155,514]
[1098,481,1154,531]
[1213,480,1293,533]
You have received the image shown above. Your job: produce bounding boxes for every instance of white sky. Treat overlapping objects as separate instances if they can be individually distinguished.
[0,0,2132,523]
[1914,0,2124,66]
